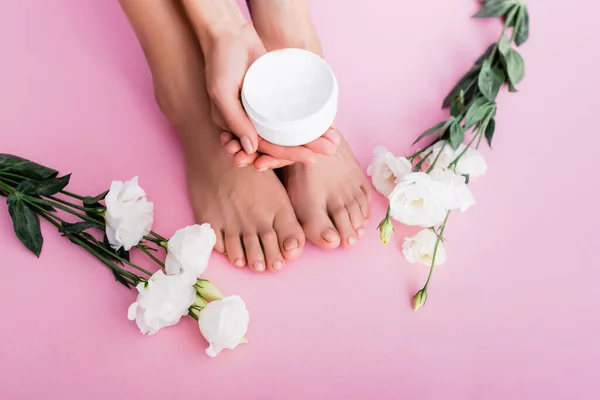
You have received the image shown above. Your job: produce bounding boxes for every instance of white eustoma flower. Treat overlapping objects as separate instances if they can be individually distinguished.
[104,177,154,251]
[430,168,476,212]
[426,141,487,178]
[402,229,447,266]
[388,172,449,228]
[454,145,487,178]
[127,270,196,335]
[165,224,217,277]
[198,295,249,358]
[367,146,413,197]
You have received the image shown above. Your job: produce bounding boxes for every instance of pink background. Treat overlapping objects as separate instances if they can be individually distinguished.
[1,0,599,399]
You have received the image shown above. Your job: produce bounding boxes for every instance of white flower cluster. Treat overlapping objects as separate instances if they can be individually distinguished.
[104,177,249,358]
[368,141,487,267]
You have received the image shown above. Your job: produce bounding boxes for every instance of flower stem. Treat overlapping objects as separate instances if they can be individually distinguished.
[47,195,103,214]
[138,245,165,269]
[28,203,140,286]
[422,211,451,292]
[26,197,104,228]
[448,129,482,170]
[149,231,167,242]
[426,141,448,173]
[59,190,86,201]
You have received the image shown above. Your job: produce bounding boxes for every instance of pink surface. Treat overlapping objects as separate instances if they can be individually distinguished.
[1,0,598,399]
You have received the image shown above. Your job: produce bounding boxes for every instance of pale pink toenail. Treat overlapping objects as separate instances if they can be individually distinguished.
[347,236,357,245]
[273,260,283,270]
[322,228,339,243]
[234,259,244,267]
[253,261,265,271]
[236,163,248,168]
[357,228,366,236]
[283,238,299,251]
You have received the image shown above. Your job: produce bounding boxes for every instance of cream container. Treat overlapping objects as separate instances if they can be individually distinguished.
[241,48,338,147]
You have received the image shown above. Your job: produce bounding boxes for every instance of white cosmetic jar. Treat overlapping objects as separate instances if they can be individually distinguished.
[241,48,338,147]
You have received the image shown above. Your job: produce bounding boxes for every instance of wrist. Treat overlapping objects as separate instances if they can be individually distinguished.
[183,0,247,49]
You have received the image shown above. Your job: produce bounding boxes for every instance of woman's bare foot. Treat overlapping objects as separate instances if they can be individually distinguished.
[179,117,305,272]
[248,1,373,248]
[183,122,306,271]
[283,136,373,249]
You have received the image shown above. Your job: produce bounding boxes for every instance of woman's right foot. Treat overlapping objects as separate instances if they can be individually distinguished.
[178,117,305,273]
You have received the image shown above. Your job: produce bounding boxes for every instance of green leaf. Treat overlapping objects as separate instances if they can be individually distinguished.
[473,0,519,18]
[83,190,109,206]
[60,221,96,235]
[504,49,525,84]
[498,34,512,56]
[7,195,43,257]
[515,6,529,46]
[442,45,496,109]
[449,123,465,149]
[16,174,71,197]
[478,60,506,101]
[464,98,494,129]
[485,118,496,147]
[0,154,58,181]
[412,118,455,145]
[508,82,518,92]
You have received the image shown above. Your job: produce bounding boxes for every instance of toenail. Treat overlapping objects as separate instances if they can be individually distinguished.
[347,236,357,245]
[322,228,339,243]
[236,163,248,168]
[253,261,265,271]
[273,260,283,270]
[357,228,366,237]
[364,219,370,225]
[257,167,268,172]
[283,238,299,251]
[234,258,244,267]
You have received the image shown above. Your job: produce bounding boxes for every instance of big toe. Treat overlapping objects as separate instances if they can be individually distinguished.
[274,212,305,261]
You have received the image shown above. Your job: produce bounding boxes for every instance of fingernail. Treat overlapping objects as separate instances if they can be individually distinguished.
[357,228,366,237]
[322,228,339,243]
[273,260,283,270]
[236,163,248,168]
[241,137,254,154]
[253,261,265,272]
[283,238,299,251]
[234,258,244,267]
[347,236,357,245]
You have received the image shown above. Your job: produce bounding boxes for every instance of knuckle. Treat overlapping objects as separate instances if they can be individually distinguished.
[261,230,277,242]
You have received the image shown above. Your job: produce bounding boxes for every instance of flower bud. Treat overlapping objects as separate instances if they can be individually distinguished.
[412,289,427,311]
[378,217,394,244]
[195,279,225,301]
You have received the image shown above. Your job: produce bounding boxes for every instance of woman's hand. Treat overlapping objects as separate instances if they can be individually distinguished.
[219,0,341,170]
[183,0,335,167]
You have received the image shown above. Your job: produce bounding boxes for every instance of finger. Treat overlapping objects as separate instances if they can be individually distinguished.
[220,131,236,146]
[232,151,259,167]
[209,83,258,154]
[253,155,294,171]
[224,140,243,156]
[256,139,316,164]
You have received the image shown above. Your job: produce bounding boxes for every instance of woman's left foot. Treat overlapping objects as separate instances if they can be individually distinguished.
[283,136,373,249]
